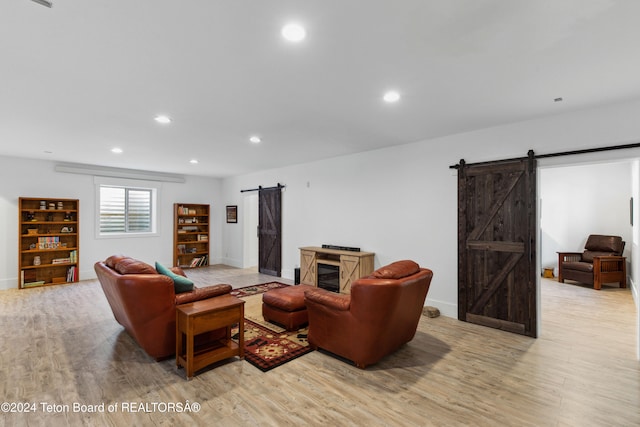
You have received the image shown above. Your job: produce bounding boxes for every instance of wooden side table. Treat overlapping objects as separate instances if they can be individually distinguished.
[176,294,245,379]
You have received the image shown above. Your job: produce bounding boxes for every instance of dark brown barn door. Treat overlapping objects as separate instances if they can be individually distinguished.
[258,187,282,276]
[458,155,537,337]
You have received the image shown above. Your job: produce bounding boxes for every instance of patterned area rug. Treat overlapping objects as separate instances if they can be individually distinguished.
[231,282,313,372]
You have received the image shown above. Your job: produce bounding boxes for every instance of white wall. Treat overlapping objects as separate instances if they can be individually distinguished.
[0,156,224,290]
[3,98,640,321]
[539,161,633,274]
[222,98,640,318]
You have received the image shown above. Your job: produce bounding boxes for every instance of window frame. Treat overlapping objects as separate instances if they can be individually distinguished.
[95,177,160,238]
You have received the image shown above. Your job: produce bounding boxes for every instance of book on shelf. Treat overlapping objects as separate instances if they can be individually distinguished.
[188,254,208,267]
[66,266,77,282]
[23,281,45,288]
[21,270,37,286]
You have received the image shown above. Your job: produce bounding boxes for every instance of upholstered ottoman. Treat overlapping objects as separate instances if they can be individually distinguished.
[262,284,315,331]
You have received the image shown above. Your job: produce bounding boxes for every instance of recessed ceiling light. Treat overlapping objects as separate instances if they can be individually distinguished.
[111,147,123,154]
[249,136,261,143]
[189,159,198,164]
[154,115,171,124]
[281,23,306,42]
[383,91,401,103]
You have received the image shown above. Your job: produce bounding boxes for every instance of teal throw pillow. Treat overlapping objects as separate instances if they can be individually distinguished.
[155,261,194,294]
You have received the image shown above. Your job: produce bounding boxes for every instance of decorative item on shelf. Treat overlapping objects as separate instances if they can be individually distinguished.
[61,226,70,233]
[29,243,36,250]
[57,201,64,210]
[48,202,55,210]
[33,256,41,266]
[40,201,47,210]
[26,211,36,221]
[27,228,38,235]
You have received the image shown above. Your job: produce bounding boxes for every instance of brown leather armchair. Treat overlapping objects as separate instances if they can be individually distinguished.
[557,234,627,290]
[95,255,232,360]
[304,260,433,369]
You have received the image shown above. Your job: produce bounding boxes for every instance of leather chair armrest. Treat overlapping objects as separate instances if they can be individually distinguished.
[592,255,625,260]
[304,288,350,311]
[175,284,232,305]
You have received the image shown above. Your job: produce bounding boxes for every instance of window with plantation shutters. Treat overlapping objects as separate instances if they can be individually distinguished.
[99,185,155,235]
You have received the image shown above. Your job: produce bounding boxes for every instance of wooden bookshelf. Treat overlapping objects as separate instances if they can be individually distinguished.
[174,203,210,268]
[18,197,79,289]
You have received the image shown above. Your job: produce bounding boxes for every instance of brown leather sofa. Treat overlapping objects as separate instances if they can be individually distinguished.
[557,234,627,290]
[304,260,433,368]
[94,255,232,360]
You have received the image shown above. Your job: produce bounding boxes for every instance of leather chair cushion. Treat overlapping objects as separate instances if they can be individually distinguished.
[263,284,315,312]
[562,261,594,273]
[113,257,156,275]
[582,251,618,263]
[372,260,420,279]
[105,254,129,269]
[584,235,623,253]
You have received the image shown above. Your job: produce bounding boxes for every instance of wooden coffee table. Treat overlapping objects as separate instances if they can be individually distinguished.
[176,294,245,379]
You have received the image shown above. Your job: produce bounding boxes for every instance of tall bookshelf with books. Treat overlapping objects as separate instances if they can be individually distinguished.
[18,197,79,289]
[174,203,210,268]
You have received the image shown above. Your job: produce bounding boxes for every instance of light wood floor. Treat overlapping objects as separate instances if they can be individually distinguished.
[1,266,638,426]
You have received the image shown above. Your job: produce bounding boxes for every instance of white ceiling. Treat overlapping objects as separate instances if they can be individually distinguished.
[2,0,640,178]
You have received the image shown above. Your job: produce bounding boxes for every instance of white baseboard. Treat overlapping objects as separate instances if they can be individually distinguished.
[0,278,16,291]
[219,257,243,268]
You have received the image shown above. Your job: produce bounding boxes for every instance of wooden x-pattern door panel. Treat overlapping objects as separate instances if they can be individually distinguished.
[458,155,537,337]
[339,255,360,293]
[300,250,316,286]
[258,188,282,277]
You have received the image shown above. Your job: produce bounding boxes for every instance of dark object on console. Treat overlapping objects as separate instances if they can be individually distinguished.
[304,260,433,369]
[321,244,360,252]
[95,255,232,360]
[557,234,627,290]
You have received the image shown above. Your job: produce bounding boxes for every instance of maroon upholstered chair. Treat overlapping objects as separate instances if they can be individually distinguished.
[557,235,627,290]
[304,260,433,369]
